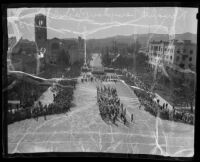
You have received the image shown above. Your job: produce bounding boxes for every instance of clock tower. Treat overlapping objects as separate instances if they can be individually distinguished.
[35,14,47,51]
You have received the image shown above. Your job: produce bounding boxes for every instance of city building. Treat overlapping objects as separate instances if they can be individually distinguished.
[173,40,196,71]
[147,39,196,72]
[10,38,37,55]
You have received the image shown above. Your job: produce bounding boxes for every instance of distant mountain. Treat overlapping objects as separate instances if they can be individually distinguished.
[174,32,197,43]
[86,32,197,50]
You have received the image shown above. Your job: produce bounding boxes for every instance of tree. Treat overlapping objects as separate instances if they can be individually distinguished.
[57,49,70,66]
[171,75,195,112]
[102,47,111,66]
[135,52,149,73]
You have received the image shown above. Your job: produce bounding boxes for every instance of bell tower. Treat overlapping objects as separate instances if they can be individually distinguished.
[35,14,47,50]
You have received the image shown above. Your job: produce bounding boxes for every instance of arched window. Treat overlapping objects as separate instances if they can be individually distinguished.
[38,20,43,26]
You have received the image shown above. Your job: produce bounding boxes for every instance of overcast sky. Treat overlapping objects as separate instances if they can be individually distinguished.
[7,7,198,41]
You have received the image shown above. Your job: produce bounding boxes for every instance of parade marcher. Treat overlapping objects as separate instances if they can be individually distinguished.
[43,105,47,120]
[166,103,168,109]
[123,116,127,125]
[34,105,39,121]
[157,99,160,104]
[139,104,141,109]
[162,103,165,110]
[131,113,134,123]
[53,94,56,102]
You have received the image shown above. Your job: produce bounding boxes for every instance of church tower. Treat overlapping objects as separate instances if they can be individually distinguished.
[35,14,47,51]
[34,14,47,74]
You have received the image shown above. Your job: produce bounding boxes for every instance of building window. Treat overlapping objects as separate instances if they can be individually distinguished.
[189,57,192,61]
[176,56,180,62]
[190,50,193,54]
[170,56,172,60]
[179,63,185,69]
[183,49,186,53]
[38,20,43,26]
[177,49,180,54]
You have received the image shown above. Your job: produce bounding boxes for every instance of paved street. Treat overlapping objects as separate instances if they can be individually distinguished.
[8,78,194,156]
[8,54,194,156]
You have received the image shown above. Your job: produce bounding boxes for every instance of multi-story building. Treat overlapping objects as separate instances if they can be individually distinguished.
[147,39,196,72]
[173,40,196,71]
[46,37,84,65]
[147,40,168,68]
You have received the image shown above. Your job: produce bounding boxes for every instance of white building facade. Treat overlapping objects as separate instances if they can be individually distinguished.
[147,39,196,72]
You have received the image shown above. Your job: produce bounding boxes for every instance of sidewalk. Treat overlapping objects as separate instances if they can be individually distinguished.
[37,86,57,107]
[119,69,173,112]
[154,93,173,111]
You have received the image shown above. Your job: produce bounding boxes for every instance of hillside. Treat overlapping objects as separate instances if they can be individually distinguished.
[86,32,197,50]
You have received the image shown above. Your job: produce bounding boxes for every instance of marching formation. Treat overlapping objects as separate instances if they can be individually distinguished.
[81,74,94,83]
[95,74,118,83]
[96,84,129,125]
[81,73,118,83]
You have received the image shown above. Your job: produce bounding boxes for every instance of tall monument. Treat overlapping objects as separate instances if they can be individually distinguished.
[34,13,47,74]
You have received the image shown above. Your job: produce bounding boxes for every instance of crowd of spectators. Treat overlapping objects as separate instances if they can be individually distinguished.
[134,89,194,125]
[8,80,76,124]
[121,69,194,125]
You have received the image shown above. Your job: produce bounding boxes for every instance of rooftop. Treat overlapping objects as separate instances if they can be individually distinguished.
[149,39,193,45]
